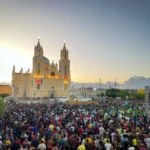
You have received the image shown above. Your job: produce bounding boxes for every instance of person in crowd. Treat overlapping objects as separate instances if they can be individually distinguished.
[0,98,149,150]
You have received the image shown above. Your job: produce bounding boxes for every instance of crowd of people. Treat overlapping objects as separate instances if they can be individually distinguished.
[0,99,150,150]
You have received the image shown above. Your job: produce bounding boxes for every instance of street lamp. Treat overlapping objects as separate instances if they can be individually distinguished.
[99,78,101,89]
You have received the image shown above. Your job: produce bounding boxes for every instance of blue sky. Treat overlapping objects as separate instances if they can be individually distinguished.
[0,0,150,83]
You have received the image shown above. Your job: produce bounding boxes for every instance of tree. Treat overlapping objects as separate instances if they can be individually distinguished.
[128,93,145,100]
[128,94,136,99]
[97,93,101,97]
[107,92,116,99]
[106,88,120,96]
[0,93,9,99]
[116,92,126,98]
[0,97,5,117]
[135,93,145,100]
[101,93,104,97]
[137,89,145,95]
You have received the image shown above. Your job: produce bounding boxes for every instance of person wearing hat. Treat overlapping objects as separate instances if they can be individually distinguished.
[37,138,46,150]
[4,137,11,149]
[104,139,112,150]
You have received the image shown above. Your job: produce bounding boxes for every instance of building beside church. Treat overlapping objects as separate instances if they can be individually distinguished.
[73,87,106,98]
[12,39,70,98]
[0,83,11,95]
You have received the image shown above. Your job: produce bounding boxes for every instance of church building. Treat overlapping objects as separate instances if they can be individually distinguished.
[12,39,70,98]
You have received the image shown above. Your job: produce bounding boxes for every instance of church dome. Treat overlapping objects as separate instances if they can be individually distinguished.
[51,62,55,67]
[43,56,50,64]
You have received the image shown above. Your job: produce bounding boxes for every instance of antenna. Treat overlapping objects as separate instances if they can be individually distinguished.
[115,78,117,88]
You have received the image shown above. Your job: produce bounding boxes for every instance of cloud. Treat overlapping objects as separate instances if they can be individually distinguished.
[123,76,150,89]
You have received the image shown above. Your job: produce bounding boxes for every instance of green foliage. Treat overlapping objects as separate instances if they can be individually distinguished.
[107,92,116,99]
[101,93,104,97]
[106,89,119,98]
[0,93,9,99]
[97,93,105,97]
[106,88,121,93]
[128,94,135,99]
[128,93,145,100]
[97,93,101,97]
[106,88,144,100]
[116,92,126,98]
[0,97,5,117]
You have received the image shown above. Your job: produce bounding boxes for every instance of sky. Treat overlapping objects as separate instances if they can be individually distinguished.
[0,0,150,84]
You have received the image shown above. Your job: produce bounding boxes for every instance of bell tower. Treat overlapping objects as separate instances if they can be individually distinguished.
[32,38,44,77]
[59,42,70,79]
[34,38,43,57]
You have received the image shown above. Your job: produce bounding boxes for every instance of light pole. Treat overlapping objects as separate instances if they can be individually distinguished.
[99,78,101,89]
[115,78,117,88]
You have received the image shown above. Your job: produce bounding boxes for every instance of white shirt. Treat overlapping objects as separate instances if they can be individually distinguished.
[128,147,135,150]
[109,120,113,126]
[99,127,104,134]
[82,139,85,145]
[105,143,112,150]
[56,126,60,132]
[111,132,116,142]
[119,113,122,119]
[71,126,75,132]
[144,138,150,148]
[37,143,46,150]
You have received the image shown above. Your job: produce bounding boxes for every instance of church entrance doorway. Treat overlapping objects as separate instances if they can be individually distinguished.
[50,86,55,98]
[50,93,54,98]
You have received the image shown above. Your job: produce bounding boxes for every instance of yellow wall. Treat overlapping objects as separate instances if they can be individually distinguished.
[0,85,11,95]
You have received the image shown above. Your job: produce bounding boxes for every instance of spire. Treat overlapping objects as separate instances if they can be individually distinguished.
[20,68,23,73]
[37,36,41,47]
[12,65,15,73]
[63,40,66,50]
